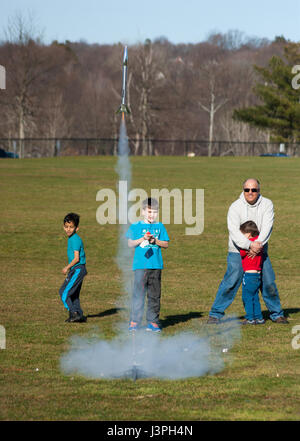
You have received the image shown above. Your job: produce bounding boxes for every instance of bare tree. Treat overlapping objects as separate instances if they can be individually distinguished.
[127,40,163,155]
[1,12,70,157]
[197,61,229,156]
[2,12,41,156]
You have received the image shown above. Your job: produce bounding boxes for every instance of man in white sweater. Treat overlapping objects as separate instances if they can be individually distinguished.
[208,178,288,324]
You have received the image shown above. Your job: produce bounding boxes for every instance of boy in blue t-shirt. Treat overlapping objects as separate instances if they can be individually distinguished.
[126,198,169,332]
[59,213,87,323]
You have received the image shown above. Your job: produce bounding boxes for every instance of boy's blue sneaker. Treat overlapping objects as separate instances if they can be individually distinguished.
[255,318,265,325]
[241,319,256,325]
[129,321,138,331]
[146,322,161,333]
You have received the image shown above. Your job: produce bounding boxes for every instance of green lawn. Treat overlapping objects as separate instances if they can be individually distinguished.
[0,156,300,421]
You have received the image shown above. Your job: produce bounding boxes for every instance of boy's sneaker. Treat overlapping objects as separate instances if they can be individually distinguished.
[241,319,256,325]
[69,312,81,322]
[129,321,138,331]
[255,318,265,325]
[146,322,161,333]
[79,315,87,323]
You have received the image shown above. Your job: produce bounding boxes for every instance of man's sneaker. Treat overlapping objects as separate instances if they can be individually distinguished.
[255,318,265,325]
[146,322,161,332]
[207,316,220,324]
[241,319,256,325]
[129,321,138,331]
[273,316,289,324]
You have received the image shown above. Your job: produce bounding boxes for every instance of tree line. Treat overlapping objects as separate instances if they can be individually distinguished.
[0,16,299,157]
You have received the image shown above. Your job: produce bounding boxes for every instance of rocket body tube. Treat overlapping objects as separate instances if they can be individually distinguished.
[116,46,130,114]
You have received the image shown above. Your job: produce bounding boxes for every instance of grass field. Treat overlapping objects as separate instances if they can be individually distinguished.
[1,155,300,421]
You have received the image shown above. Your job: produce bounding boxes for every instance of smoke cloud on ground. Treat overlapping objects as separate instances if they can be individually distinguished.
[61,319,241,380]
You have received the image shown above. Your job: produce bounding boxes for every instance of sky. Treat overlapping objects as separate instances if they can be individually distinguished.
[0,0,299,46]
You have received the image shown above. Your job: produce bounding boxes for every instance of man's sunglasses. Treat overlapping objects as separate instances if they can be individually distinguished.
[243,188,259,193]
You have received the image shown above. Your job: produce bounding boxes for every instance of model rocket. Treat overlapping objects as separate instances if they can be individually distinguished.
[116,46,131,115]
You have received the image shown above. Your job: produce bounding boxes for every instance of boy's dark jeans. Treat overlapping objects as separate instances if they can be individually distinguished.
[242,272,263,320]
[59,264,87,317]
[130,269,162,326]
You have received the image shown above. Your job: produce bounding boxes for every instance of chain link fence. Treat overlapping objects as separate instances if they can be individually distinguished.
[0,138,299,158]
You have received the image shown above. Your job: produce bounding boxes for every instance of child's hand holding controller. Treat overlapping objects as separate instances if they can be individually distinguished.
[140,231,153,248]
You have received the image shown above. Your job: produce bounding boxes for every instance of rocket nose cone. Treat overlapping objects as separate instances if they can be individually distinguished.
[123,46,128,63]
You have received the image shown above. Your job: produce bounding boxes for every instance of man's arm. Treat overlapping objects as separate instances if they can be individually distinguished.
[228,206,263,256]
[227,206,252,250]
[257,200,274,245]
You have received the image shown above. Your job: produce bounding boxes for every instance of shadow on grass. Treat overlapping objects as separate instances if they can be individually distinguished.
[87,307,126,319]
[238,307,300,321]
[262,307,300,321]
[283,308,300,317]
[160,311,203,329]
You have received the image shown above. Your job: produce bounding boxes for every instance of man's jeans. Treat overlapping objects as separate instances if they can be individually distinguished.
[209,252,284,321]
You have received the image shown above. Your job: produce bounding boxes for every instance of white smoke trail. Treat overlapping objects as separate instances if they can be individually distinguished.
[114,119,134,319]
[115,118,131,186]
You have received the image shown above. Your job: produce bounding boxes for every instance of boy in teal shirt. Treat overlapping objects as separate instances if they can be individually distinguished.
[59,213,87,323]
[126,198,169,332]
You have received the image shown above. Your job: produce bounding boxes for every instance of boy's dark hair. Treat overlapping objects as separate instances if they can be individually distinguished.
[240,220,259,237]
[64,213,80,228]
[142,197,159,210]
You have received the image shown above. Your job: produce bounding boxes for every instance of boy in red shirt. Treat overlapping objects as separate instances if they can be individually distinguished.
[240,221,265,325]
